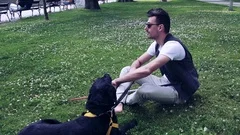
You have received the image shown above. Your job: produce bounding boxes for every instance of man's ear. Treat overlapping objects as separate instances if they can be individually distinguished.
[158,24,164,32]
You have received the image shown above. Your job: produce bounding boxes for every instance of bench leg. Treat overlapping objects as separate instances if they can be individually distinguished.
[65,5,68,10]
[48,7,52,13]
[0,13,11,22]
[6,14,10,21]
[10,12,14,20]
[19,11,22,18]
[32,9,41,16]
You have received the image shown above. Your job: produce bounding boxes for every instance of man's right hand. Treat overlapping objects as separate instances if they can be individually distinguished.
[112,79,119,88]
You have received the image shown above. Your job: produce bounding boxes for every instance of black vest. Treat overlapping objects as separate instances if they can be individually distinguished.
[155,34,200,100]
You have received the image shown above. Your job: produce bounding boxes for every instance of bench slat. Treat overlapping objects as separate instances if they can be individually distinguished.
[0,3,10,21]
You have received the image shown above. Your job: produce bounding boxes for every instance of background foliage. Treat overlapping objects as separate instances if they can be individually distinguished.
[0,0,240,134]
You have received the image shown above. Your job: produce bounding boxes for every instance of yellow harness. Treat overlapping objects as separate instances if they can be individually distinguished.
[84,111,119,135]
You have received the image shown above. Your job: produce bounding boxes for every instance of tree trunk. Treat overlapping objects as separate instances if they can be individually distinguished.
[43,0,49,20]
[85,0,100,10]
[162,0,167,2]
[229,0,233,11]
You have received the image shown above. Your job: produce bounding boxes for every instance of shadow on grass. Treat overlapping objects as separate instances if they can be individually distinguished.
[124,93,204,119]
[116,94,205,134]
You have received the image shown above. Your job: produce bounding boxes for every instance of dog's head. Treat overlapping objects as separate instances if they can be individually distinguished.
[86,74,116,115]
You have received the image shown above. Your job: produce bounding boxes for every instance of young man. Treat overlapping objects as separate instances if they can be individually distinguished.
[112,8,200,113]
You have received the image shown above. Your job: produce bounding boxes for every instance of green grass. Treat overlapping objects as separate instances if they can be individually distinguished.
[1,0,240,134]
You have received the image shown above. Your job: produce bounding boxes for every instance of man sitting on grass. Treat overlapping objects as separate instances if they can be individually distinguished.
[112,8,200,113]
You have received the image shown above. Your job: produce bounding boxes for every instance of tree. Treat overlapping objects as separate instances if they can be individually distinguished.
[85,0,100,10]
[42,0,49,20]
[229,0,233,11]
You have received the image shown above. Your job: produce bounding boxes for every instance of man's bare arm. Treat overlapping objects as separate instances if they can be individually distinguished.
[113,54,170,85]
[129,52,153,72]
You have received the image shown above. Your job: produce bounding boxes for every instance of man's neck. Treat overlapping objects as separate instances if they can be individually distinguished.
[156,33,168,46]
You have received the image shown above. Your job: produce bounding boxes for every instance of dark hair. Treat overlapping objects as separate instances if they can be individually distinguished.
[147,8,170,33]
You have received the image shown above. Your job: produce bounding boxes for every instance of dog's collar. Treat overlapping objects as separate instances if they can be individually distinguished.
[84,111,97,117]
[84,110,119,135]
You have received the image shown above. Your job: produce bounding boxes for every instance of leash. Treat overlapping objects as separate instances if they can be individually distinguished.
[111,81,179,110]
[111,82,133,110]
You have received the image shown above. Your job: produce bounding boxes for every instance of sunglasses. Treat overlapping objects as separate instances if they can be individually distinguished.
[145,23,160,28]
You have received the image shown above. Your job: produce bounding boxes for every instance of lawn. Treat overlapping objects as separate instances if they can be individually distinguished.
[0,0,240,134]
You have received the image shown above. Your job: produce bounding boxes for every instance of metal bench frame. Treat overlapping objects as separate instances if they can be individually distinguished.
[62,0,77,10]
[0,3,10,22]
[46,0,61,12]
[31,0,41,16]
[9,0,41,19]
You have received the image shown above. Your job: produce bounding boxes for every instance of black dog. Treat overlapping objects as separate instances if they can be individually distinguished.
[18,74,137,135]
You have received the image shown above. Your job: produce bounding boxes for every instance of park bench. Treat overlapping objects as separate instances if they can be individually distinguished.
[98,0,108,4]
[31,0,41,16]
[62,0,77,10]
[9,0,41,19]
[0,3,10,22]
[46,0,61,12]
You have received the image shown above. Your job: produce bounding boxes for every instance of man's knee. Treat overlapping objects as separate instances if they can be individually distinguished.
[120,66,131,76]
[121,66,130,72]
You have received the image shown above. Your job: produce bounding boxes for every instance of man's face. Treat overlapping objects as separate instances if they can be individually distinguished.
[145,16,160,39]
